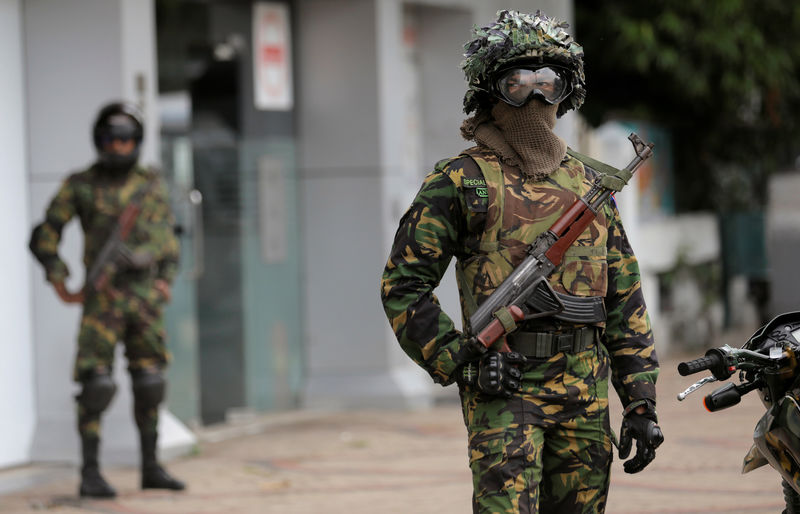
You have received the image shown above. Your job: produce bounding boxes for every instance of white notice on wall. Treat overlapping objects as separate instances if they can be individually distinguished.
[258,156,288,264]
[253,2,293,110]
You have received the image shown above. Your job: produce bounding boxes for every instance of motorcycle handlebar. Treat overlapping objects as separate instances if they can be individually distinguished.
[678,352,724,376]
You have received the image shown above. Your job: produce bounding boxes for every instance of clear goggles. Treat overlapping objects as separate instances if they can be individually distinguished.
[493,65,572,107]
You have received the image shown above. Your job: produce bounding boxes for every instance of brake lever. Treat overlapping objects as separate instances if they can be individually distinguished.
[677,375,718,401]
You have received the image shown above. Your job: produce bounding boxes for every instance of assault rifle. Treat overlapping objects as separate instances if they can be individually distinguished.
[468,133,655,352]
[86,188,154,293]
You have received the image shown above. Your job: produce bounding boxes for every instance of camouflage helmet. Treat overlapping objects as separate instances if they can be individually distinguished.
[461,10,586,117]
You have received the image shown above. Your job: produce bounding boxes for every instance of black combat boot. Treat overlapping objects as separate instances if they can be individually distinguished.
[140,431,186,490]
[79,436,117,498]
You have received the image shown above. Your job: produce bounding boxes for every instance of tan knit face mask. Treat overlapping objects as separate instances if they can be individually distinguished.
[490,100,567,179]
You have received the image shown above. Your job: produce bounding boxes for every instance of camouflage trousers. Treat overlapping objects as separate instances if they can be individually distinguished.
[460,344,613,514]
[75,277,169,438]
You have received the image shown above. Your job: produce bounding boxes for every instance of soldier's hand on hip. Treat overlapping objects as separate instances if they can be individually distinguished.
[460,350,527,398]
[618,403,664,474]
[53,281,84,304]
[154,279,171,302]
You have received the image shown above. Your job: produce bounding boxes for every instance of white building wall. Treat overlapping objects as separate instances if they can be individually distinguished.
[0,0,36,468]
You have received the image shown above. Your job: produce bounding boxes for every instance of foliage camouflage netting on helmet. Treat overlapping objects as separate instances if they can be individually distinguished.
[461,10,586,117]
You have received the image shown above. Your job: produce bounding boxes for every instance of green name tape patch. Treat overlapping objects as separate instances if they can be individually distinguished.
[463,178,487,187]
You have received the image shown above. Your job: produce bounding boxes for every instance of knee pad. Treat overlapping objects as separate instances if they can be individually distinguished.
[132,369,165,409]
[77,374,117,413]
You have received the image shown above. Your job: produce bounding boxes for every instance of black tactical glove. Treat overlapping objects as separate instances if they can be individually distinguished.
[458,351,527,398]
[618,401,664,474]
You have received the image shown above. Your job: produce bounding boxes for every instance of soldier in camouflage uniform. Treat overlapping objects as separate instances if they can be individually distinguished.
[381,11,662,513]
[29,102,185,498]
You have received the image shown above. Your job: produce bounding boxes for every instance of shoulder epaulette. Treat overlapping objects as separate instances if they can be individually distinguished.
[438,151,486,188]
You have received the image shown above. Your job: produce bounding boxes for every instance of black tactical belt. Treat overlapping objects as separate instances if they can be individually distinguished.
[114,267,156,283]
[507,327,599,358]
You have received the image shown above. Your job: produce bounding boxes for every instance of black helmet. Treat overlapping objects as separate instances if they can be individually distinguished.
[92,101,144,171]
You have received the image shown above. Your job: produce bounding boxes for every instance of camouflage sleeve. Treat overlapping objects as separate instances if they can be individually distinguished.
[28,176,77,284]
[604,204,659,407]
[144,176,180,284]
[380,169,471,386]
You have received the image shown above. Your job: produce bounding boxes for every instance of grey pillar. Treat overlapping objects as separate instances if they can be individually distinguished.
[297,0,429,409]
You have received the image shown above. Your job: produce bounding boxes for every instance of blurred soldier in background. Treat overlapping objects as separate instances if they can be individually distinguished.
[381,11,661,513]
[29,102,185,498]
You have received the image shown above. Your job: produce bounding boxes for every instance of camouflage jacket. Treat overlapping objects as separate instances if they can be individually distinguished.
[29,164,180,286]
[381,147,658,407]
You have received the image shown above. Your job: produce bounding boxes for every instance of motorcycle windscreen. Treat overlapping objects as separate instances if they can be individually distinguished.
[754,395,800,493]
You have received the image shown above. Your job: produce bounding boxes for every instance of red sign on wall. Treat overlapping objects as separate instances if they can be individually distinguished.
[253,2,293,110]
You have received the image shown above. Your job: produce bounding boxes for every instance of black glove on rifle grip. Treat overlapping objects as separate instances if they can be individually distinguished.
[618,404,664,474]
[460,351,527,398]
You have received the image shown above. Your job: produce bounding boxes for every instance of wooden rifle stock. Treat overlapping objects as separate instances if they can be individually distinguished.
[476,305,525,352]
[118,203,141,239]
[88,203,142,293]
[544,201,597,267]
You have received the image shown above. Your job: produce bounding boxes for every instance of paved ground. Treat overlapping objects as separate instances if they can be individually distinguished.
[0,354,788,513]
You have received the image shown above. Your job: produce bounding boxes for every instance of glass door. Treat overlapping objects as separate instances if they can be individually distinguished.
[156,0,303,426]
[160,131,202,426]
